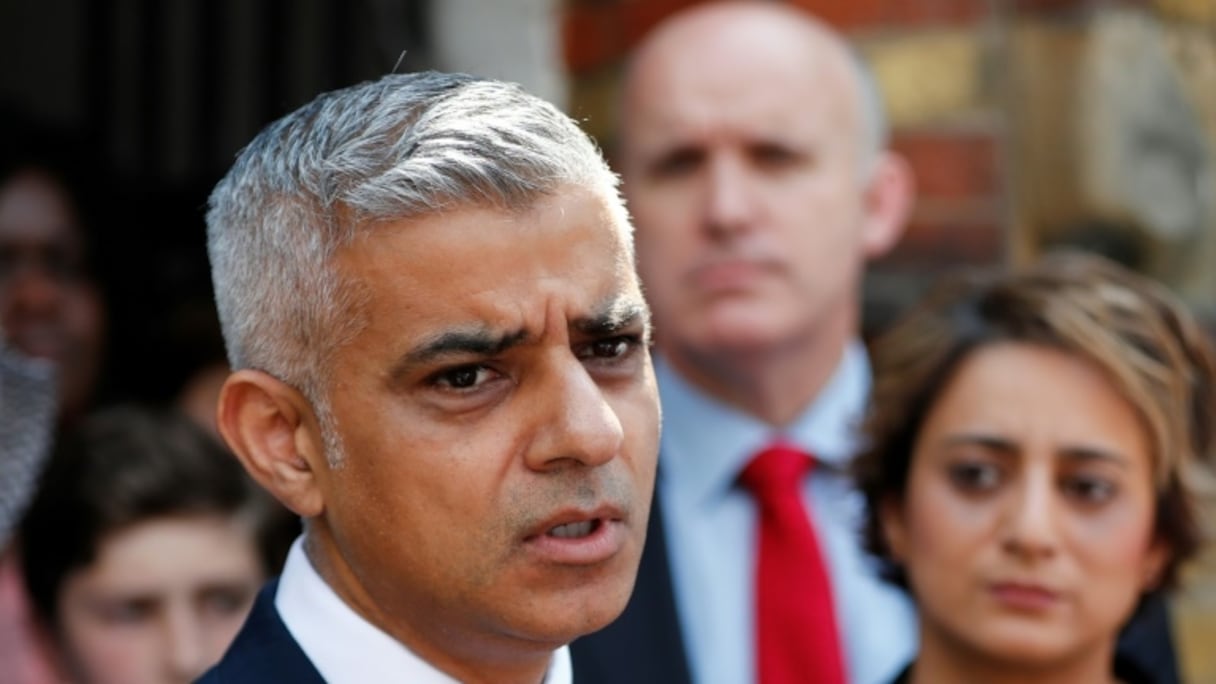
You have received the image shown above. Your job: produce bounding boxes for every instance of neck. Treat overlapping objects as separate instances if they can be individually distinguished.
[302,528,557,684]
[662,306,854,427]
[911,622,1119,684]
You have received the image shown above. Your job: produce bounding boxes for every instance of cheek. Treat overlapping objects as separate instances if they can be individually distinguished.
[64,287,104,341]
[62,621,154,684]
[1066,496,1159,578]
[901,474,998,572]
[203,610,252,663]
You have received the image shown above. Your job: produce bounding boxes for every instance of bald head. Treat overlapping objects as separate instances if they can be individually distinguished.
[621,1,886,170]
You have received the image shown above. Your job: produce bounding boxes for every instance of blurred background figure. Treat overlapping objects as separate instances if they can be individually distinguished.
[18,405,297,684]
[0,108,111,684]
[572,4,917,683]
[0,111,107,428]
[856,251,1216,684]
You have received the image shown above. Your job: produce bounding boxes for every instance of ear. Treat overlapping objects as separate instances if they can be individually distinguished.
[217,369,328,518]
[860,151,915,261]
[879,495,909,563]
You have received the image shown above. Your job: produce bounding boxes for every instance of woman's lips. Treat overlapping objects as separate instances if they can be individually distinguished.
[988,581,1061,612]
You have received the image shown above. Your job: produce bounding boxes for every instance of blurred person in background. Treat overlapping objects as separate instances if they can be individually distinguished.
[571,3,916,682]
[1,108,110,684]
[571,2,1184,683]
[19,404,295,684]
[0,112,106,427]
[855,252,1215,684]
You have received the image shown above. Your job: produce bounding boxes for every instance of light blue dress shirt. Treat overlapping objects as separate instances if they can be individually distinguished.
[656,341,917,684]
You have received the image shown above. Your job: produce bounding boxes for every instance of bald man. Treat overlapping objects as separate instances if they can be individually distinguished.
[571,3,914,683]
[570,2,1180,684]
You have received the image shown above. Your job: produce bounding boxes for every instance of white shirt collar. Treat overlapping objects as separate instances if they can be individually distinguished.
[275,536,573,684]
[656,339,871,503]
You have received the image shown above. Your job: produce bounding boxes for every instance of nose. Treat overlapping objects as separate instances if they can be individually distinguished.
[524,354,625,471]
[702,153,755,239]
[164,606,208,682]
[1000,468,1060,562]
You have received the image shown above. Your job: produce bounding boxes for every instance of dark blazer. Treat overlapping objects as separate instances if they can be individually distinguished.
[570,491,1182,684]
[196,580,326,684]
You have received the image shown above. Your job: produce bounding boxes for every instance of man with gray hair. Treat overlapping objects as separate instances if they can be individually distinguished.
[200,71,661,684]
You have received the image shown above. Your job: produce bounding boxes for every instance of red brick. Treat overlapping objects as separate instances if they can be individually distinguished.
[563,4,625,74]
[620,0,705,48]
[563,0,707,74]
[787,0,886,29]
[892,131,1001,202]
[789,0,984,30]
[882,213,1005,266]
[564,0,996,73]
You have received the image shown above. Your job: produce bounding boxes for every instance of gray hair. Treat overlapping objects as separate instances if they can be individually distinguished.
[208,71,625,462]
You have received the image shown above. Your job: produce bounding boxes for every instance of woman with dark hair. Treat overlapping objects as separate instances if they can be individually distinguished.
[0,109,107,426]
[855,252,1215,684]
[19,405,296,684]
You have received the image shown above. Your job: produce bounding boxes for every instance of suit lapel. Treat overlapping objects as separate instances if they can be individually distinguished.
[197,580,327,683]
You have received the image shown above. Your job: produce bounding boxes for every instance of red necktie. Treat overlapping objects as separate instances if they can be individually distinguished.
[740,443,847,684]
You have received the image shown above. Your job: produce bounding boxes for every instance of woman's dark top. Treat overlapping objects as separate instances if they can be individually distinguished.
[890,656,1156,684]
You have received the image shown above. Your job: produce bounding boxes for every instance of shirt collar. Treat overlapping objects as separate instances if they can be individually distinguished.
[275,536,573,684]
[656,340,871,504]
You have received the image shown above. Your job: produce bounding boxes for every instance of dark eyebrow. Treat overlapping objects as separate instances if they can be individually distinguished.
[389,296,651,382]
[573,297,651,338]
[391,327,528,380]
[942,434,1017,455]
[1057,447,1129,468]
[941,434,1128,468]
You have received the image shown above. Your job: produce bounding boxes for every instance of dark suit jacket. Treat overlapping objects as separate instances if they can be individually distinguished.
[570,491,1182,684]
[196,580,326,684]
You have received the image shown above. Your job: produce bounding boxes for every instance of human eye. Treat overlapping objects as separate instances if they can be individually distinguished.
[750,142,803,170]
[428,364,499,392]
[199,586,254,618]
[1061,474,1118,505]
[947,460,1003,493]
[96,598,156,626]
[576,335,644,371]
[649,146,703,180]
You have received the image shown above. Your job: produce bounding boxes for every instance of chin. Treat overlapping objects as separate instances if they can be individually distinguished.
[968,623,1081,668]
[543,575,636,641]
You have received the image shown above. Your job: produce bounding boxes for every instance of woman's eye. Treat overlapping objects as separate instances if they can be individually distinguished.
[1062,475,1117,504]
[947,461,1002,492]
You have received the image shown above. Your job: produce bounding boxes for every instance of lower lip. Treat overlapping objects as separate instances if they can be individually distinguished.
[990,584,1060,612]
[524,519,625,565]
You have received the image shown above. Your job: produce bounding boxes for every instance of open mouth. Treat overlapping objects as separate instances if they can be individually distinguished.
[547,519,604,539]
